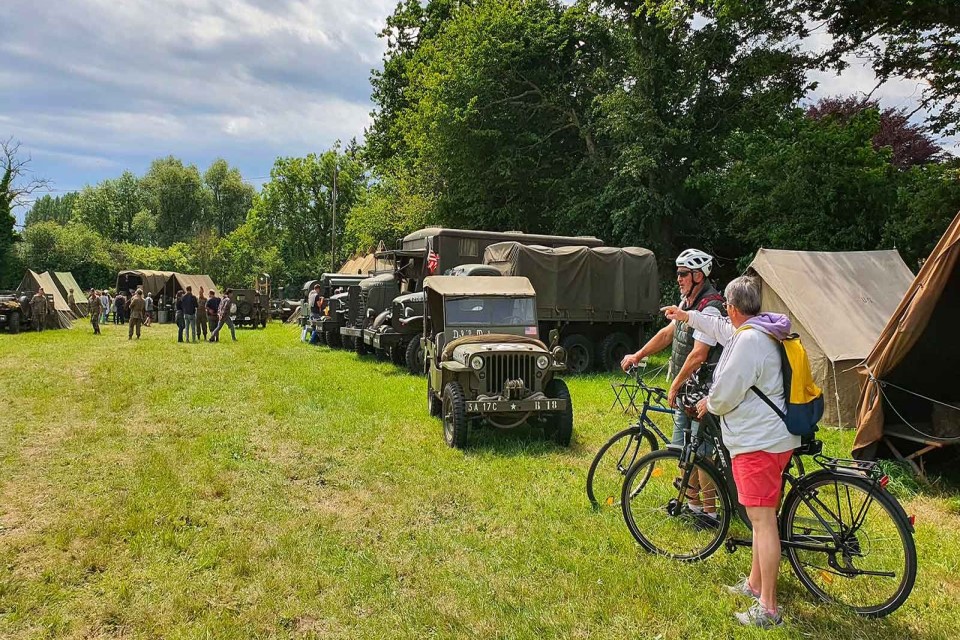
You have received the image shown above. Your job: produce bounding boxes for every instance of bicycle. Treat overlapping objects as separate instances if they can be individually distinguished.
[620,411,918,617]
[586,362,673,508]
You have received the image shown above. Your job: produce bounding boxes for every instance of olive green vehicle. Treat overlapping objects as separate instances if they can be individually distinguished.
[229,289,269,328]
[340,273,399,355]
[422,276,572,449]
[364,291,426,370]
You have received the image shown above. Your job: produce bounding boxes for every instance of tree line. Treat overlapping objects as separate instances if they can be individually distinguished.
[3,0,959,294]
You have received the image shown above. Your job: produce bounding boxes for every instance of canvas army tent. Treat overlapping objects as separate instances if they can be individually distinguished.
[854,211,960,464]
[16,270,73,328]
[169,273,217,297]
[50,271,88,317]
[747,249,915,428]
[116,270,174,297]
[339,253,378,275]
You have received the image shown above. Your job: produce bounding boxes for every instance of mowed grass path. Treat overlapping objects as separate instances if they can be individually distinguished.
[0,322,957,639]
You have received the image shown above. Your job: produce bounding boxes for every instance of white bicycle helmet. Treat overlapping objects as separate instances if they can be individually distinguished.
[675,248,713,277]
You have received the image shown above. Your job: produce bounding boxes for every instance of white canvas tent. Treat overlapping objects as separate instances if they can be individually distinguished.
[747,249,915,427]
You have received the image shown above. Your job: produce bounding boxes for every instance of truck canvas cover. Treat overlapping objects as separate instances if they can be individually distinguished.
[483,243,659,320]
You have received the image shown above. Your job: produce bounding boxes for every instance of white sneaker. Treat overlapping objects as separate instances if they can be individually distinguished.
[725,576,760,599]
[735,601,783,628]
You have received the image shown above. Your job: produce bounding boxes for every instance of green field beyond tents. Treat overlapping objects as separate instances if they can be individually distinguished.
[0,324,956,639]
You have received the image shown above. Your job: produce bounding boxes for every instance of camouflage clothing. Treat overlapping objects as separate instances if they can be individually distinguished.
[30,293,48,331]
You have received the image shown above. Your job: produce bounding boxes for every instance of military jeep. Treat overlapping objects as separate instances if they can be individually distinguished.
[230,289,269,328]
[422,276,572,448]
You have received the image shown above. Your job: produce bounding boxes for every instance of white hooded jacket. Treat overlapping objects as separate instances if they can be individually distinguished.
[685,311,800,458]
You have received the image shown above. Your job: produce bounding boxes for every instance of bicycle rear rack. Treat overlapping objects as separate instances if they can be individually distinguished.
[815,455,880,478]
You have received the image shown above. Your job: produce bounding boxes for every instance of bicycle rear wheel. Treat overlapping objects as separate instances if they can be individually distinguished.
[781,471,917,617]
[621,448,731,561]
[586,425,658,508]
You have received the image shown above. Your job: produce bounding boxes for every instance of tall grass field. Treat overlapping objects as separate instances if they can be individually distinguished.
[0,322,956,638]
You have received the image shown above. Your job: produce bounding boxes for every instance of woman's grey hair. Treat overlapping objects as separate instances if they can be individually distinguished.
[724,276,762,316]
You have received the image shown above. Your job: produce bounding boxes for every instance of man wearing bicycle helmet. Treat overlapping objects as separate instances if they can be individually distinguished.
[621,249,726,521]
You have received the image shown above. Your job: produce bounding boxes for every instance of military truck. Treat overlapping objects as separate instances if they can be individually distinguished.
[230,289,269,328]
[483,243,660,373]
[299,274,369,345]
[423,276,572,449]
[340,227,604,370]
[339,273,400,356]
[0,292,32,333]
[363,290,426,368]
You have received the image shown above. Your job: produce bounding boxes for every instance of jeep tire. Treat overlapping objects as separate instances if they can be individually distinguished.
[561,334,593,374]
[427,386,442,417]
[442,382,468,448]
[545,378,573,446]
[405,337,424,375]
[9,311,20,334]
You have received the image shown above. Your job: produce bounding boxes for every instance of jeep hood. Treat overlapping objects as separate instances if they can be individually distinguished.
[453,341,548,366]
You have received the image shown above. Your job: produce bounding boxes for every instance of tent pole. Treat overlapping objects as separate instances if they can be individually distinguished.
[831,359,844,428]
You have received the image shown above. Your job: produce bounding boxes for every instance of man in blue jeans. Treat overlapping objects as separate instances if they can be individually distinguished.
[209,288,237,342]
[621,249,726,524]
[181,286,199,342]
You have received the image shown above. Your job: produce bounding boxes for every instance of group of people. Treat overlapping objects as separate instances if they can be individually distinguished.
[621,249,797,629]
[84,288,147,338]
[79,285,237,343]
[173,286,236,343]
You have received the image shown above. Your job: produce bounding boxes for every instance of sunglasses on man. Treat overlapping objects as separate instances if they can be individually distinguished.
[676,270,693,278]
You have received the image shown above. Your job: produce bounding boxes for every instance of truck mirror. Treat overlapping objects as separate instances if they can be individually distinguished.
[548,329,560,349]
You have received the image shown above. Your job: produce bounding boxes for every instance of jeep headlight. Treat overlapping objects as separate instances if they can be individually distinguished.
[551,346,566,365]
[536,355,550,370]
[470,355,484,371]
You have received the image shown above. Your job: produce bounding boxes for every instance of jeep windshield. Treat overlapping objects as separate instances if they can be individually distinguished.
[444,297,536,326]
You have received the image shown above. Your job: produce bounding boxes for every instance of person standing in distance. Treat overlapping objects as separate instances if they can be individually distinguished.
[196,287,208,341]
[88,289,101,335]
[128,289,147,340]
[31,288,49,332]
[209,288,237,342]
[181,286,198,342]
[206,290,221,342]
[621,249,727,521]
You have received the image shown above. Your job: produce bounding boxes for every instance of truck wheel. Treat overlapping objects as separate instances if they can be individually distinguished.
[406,337,425,375]
[317,328,328,346]
[561,334,593,374]
[375,347,388,361]
[545,378,573,446]
[9,311,20,334]
[427,386,442,417]
[442,382,468,448]
[599,332,634,371]
[391,342,407,367]
[355,335,369,356]
[326,329,342,349]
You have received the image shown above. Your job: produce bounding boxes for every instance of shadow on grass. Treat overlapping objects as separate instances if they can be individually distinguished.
[460,422,568,458]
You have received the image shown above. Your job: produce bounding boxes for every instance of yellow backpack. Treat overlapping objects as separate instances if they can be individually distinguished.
[740,327,824,437]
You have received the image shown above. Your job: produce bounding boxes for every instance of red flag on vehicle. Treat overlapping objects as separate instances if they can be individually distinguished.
[427,250,440,274]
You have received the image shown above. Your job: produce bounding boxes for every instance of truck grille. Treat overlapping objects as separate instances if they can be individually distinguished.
[485,353,537,392]
[355,290,368,325]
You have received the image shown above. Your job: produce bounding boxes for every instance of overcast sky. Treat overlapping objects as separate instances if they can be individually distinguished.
[2,1,952,226]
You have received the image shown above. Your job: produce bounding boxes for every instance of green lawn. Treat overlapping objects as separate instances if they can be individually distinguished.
[0,322,956,639]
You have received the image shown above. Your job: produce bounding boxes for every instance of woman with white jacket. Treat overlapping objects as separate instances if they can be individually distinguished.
[664,275,798,629]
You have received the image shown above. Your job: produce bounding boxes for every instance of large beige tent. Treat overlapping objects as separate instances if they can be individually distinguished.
[747,249,915,427]
[854,211,960,466]
[17,270,74,328]
[338,253,378,275]
[50,271,88,317]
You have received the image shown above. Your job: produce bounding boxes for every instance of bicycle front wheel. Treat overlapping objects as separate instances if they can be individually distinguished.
[586,426,658,508]
[621,448,732,561]
[781,471,917,617]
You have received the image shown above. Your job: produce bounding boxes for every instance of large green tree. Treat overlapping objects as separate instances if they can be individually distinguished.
[25,192,78,226]
[2,139,50,286]
[252,145,367,284]
[71,171,145,242]
[140,157,208,246]
[204,158,255,236]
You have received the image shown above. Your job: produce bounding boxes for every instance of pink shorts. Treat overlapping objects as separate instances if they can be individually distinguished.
[731,450,793,508]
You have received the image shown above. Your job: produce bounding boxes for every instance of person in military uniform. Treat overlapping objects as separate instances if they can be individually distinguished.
[621,249,726,524]
[128,289,147,340]
[88,289,101,334]
[30,288,49,332]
